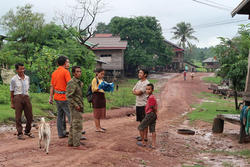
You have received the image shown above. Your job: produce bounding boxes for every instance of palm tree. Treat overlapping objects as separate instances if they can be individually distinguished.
[172,22,198,49]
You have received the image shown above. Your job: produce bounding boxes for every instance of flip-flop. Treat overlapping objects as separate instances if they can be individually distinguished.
[136,142,146,147]
[95,129,105,133]
[148,145,156,149]
[24,132,35,138]
[101,128,106,131]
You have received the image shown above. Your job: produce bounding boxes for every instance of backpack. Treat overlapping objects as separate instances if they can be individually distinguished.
[86,78,99,103]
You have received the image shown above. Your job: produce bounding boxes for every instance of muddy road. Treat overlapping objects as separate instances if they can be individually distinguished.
[0,73,249,167]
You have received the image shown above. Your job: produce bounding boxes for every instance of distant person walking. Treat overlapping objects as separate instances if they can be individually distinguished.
[191,72,195,80]
[49,55,71,138]
[91,68,106,133]
[10,63,34,140]
[66,66,85,148]
[132,69,150,141]
[184,71,187,81]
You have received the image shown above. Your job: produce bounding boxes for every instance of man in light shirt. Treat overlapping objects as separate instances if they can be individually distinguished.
[10,63,34,140]
[132,69,150,141]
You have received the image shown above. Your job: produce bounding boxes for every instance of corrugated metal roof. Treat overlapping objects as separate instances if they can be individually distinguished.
[202,57,218,63]
[87,34,128,50]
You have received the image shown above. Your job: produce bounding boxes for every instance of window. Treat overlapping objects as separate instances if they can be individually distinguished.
[100,54,112,62]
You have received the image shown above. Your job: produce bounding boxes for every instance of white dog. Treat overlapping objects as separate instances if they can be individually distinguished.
[38,117,51,154]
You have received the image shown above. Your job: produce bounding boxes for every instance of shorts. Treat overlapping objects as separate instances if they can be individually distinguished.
[138,112,157,133]
[136,106,145,122]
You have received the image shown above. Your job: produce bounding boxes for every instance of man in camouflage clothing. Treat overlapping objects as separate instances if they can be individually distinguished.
[66,66,85,147]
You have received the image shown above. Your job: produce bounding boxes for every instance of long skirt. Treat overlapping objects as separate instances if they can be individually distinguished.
[92,92,106,119]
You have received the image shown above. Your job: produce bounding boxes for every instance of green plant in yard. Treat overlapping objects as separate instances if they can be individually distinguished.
[188,92,239,123]
[202,76,222,85]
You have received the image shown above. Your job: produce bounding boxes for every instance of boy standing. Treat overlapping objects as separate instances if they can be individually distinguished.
[137,83,158,149]
[132,69,150,141]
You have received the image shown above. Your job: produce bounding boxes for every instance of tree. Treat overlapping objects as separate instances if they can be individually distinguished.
[171,22,198,49]
[0,4,45,62]
[214,24,250,110]
[58,0,105,45]
[109,16,173,74]
[95,22,110,33]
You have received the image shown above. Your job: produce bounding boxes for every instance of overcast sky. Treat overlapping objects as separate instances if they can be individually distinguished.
[0,0,249,48]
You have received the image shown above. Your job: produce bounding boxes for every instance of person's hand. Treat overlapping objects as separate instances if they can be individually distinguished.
[75,105,81,112]
[49,97,53,104]
[11,103,15,109]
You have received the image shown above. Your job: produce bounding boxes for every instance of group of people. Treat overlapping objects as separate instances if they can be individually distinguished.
[10,55,158,149]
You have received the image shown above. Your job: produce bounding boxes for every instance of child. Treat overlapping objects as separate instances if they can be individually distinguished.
[137,83,158,149]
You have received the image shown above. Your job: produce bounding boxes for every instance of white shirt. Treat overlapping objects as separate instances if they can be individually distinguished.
[10,74,30,95]
[133,79,150,106]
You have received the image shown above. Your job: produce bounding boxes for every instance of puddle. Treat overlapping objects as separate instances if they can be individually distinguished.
[198,153,248,167]
[0,125,15,133]
[201,99,215,103]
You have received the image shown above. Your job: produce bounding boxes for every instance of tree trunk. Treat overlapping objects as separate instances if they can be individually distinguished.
[212,118,224,133]
[234,85,239,110]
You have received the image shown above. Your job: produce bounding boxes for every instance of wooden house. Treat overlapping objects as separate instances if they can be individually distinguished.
[165,40,185,72]
[202,57,219,72]
[87,34,128,77]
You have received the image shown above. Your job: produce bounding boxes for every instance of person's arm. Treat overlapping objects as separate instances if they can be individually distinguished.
[66,81,80,111]
[10,79,15,109]
[91,78,99,92]
[10,91,15,109]
[49,85,54,104]
[133,90,143,95]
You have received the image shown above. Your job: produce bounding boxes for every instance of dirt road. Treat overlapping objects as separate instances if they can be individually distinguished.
[0,73,249,167]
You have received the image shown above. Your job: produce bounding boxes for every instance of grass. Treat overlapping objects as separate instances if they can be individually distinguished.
[193,61,207,72]
[202,76,222,85]
[188,92,239,123]
[0,78,157,123]
[204,149,250,159]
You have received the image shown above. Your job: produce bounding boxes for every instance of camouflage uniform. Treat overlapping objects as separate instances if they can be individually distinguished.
[66,77,84,147]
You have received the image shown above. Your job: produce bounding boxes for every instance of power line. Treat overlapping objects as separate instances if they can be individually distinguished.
[202,0,233,9]
[163,19,249,32]
[191,0,231,11]
[194,19,249,29]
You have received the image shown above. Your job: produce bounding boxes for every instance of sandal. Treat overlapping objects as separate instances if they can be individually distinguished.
[95,129,105,133]
[24,132,35,138]
[101,128,106,131]
[136,142,146,147]
[17,134,25,140]
[148,145,156,149]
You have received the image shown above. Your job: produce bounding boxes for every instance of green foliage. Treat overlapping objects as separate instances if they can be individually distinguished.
[0,5,96,93]
[109,16,173,73]
[0,4,45,62]
[27,46,58,92]
[95,22,111,33]
[214,24,250,109]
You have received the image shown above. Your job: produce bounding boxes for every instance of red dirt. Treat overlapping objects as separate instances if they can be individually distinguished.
[0,73,249,167]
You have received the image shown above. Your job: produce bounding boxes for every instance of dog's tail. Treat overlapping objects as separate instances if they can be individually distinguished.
[41,117,46,123]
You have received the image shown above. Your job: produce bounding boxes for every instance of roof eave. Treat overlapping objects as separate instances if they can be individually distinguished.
[231,0,250,17]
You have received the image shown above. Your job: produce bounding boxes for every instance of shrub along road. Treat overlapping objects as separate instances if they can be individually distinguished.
[0,73,249,167]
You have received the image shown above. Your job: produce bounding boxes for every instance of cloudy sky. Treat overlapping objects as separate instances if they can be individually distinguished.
[0,0,249,48]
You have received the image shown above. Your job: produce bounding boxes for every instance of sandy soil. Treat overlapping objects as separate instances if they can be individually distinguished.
[0,72,249,167]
